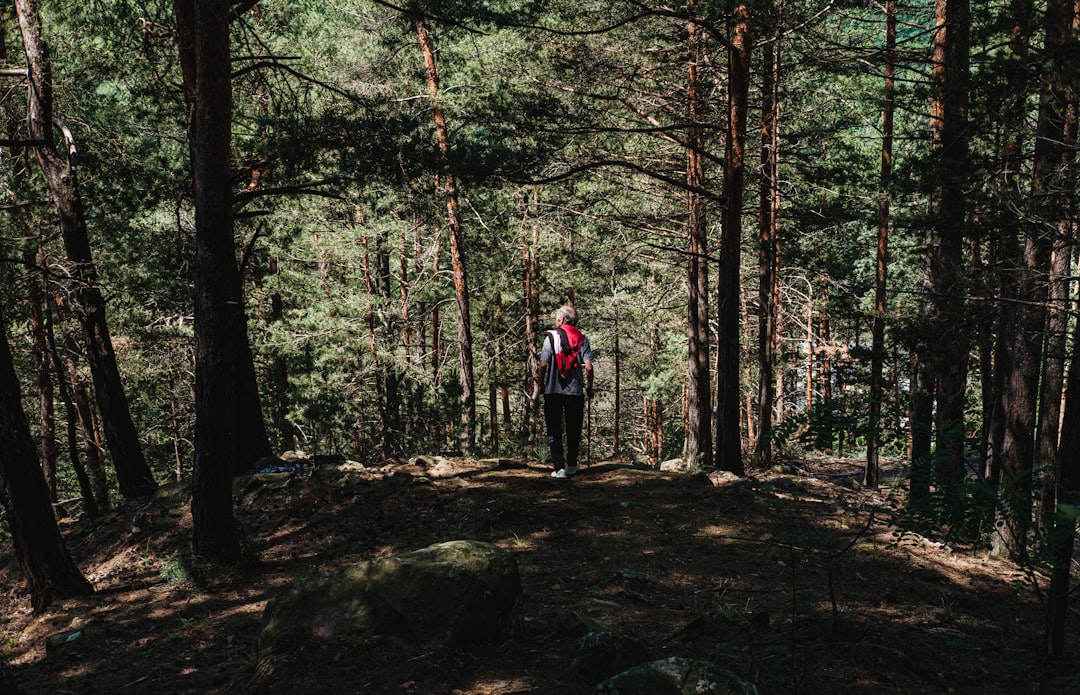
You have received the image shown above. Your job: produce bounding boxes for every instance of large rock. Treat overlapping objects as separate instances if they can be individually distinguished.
[596,657,753,694]
[571,630,650,681]
[260,540,521,650]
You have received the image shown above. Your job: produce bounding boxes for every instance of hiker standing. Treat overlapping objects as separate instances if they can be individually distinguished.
[538,304,594,478]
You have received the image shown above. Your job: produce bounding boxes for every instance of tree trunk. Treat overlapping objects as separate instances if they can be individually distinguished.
[867,0,895,487]
[417,17,475,453]
[177,0,271,562]
[62,334,109,510]
[1036,240,1072,528]
[0,315,92,612]
[269,257,294,452]
[932,0,971,496]
[987,0,1033,488]
[1048,324,1080,657]
[685,9,712,469]
[754,31,780,470]
[47,328,100,519]
[15,0,157,499]
[24,247,56,498]
[715,5,750,475]
[523,189,542,448]
[993,0,1072,560]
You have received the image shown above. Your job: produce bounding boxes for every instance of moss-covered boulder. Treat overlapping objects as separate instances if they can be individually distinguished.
[260,540,521,650]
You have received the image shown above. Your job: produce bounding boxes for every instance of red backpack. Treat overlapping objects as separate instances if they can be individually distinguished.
[550,325,583,383]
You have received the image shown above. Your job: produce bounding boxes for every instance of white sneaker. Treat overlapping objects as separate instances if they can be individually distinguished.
[565,464,580,476]
[550,468,567,479]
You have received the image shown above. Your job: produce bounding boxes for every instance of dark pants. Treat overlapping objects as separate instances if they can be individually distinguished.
[544,393,585,470]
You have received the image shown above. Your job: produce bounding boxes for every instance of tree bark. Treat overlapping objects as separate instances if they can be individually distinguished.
[685,9,712,470]
[930,0,971,497]
[24,247,56,498]
[1048,324,1080,657]
[62,334,109,511]
[417,17,475,454]
[754,31,780,470]
[523,189,542,447]
[867,0,896,487]
[15,0,157,499]
[48,329,100,519]
[0,315,92,612]
[176,0,271,561]
[993,0,1073,560]
[715,5,750,475]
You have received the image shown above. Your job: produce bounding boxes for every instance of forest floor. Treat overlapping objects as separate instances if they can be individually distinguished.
[1,454,1078,694]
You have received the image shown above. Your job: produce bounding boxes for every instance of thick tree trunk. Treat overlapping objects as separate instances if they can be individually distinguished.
[16,0,157,499]
[715,5,749,475]
[931,0,971,497]
[754,33,780,470]
[867,0,895,487]
[986,0,1033,488]
[993,0,1073,560]
[0,316,92,612]
[177,0,271,561]
[685,11,712,469]
[417,18,475,453]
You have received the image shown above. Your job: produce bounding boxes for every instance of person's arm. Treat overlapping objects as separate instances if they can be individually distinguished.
[535,359,548,400]
[584,359,594,399]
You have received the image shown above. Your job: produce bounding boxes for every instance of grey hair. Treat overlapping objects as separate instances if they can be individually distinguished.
[556,304,578,326]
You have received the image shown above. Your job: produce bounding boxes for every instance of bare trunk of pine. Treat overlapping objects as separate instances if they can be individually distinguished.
[24,247,56,498]
[1049,323,1080,656]
[62,334,109,510]
[932,0,971,499]
[1037,239,1073,528]
[867,0,895,487]
[715,5,750,475]
[0,314,92,611]
[685,10,712,469]
[523,190,542,447]
[995,0,1075,560]
[269,256,294,452]
[177,0,272,561]
[754,33,780,470]
[16,0,157,499]
[417,18,475,453]
[47,324,100,518]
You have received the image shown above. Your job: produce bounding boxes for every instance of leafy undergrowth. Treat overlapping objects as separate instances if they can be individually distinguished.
[1,456,1078,694]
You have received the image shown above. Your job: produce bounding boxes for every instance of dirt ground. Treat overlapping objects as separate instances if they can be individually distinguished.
[1,454,1078,694]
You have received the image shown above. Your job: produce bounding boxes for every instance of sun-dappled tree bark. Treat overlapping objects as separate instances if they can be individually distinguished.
[417,16,476,454]
[715,5,750,476]
[685,8,712,470]
[0,314,92,612]
[15,0,157,499]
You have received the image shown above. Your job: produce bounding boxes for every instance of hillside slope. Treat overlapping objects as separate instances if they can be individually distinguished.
[0,456,1074,694]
